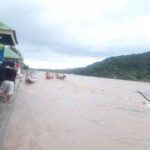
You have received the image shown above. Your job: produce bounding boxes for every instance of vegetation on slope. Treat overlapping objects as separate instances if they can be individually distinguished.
[74,51,150,81]
[36,51,150,82]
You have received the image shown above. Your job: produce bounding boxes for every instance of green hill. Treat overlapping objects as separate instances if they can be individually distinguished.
[36,51,150,82]
[72,51,150,82]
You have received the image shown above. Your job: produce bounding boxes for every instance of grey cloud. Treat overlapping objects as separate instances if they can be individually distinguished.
[0,0,113,58]
[0,0,150,63]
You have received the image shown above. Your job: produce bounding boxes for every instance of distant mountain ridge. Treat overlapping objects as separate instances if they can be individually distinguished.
[69,51,150,81]
[36,51,150,82]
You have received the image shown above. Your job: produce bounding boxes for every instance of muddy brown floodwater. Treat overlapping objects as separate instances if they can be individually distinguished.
[4,72,150,150]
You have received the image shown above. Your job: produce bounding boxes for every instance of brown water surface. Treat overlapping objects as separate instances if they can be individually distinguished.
[4,72,150,150]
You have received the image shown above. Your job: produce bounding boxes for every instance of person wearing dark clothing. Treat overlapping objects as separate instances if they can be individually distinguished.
[0,61,17,102]
[5,66,17,83]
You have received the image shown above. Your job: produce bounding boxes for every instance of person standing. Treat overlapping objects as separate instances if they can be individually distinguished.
[0,61,17,103]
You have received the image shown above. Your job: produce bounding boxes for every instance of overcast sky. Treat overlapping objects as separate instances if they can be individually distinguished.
[0,0,150,69]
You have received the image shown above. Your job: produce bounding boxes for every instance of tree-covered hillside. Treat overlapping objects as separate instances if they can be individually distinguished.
[72,51,150,81]
[36,51,150,82]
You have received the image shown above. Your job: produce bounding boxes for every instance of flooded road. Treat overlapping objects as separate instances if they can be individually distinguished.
[4,72,150,150]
